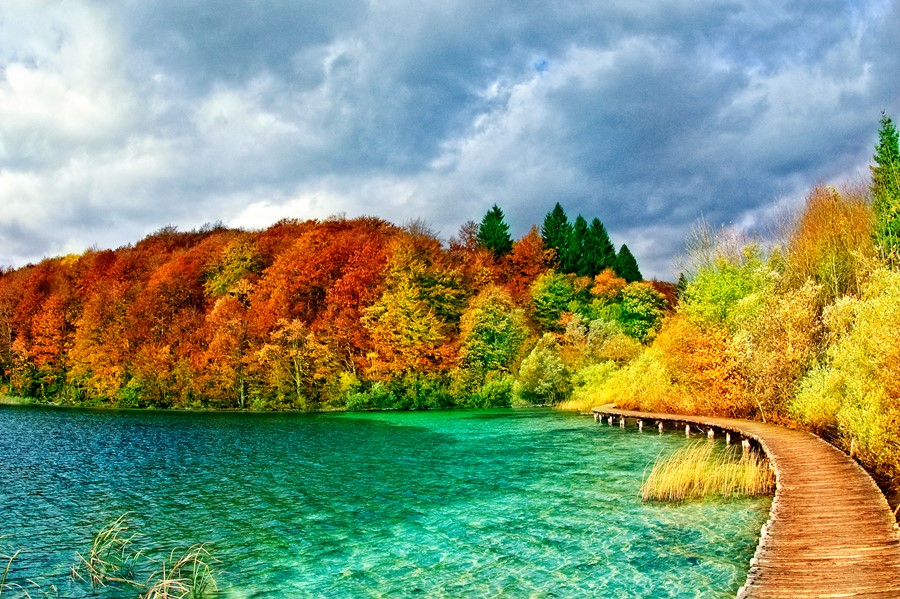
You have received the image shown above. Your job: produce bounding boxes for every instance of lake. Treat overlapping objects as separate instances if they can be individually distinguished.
[0,406,769,597]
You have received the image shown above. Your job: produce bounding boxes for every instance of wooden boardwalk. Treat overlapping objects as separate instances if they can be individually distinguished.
[591,406,900,598]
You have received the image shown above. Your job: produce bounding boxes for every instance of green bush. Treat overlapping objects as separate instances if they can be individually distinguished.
[513,334,572,405]
[788,367,843,435]
[681,245,775,332]
[470,374,515,408]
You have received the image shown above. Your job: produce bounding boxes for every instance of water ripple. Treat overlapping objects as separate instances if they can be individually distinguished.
[0,406,769,597]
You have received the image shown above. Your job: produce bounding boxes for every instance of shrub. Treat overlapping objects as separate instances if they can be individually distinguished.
[790,268,900,490]
[652,315,750,417]
[783,185,874,300]
[470,374,515,408]
[557,361,621,412]
[739,281,823,422]
[680,244,775,332]
[514,334,572,405]
[788,367,844,436]
[586,349,679,413]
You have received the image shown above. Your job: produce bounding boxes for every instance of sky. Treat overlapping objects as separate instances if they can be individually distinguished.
[1,1,898,279]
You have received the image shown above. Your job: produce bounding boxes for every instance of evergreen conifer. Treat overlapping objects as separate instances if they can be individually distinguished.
[477,204,514,258]
[871,112,900,267]
[569,215,590,275]
[585,218,617,277]
[614,244,642,282]
[541,203,572,269]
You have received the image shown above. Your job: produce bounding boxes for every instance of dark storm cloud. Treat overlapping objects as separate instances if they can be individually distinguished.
[1,0,897,277]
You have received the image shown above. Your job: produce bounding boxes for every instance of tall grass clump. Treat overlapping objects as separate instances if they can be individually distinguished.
[72,513,144,588]
[72,514,218,598]
[642,441,775,502]
[142,545,218,599]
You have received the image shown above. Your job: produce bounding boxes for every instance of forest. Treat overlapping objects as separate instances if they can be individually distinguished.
[0,200,665,412]
[2,113,899,499]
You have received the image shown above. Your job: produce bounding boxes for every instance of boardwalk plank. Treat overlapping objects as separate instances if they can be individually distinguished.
[591,406,900,598]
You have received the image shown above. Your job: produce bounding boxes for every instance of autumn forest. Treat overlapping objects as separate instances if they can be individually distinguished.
[0,202,665,412]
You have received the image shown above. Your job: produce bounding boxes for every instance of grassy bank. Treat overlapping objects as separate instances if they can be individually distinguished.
[0,395,36,406]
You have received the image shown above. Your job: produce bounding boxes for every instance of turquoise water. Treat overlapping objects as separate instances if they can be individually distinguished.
[0,406,769,597]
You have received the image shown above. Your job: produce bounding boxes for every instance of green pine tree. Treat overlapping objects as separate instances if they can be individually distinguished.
[675,272,688,299]
[568,215,589,275]
[585,218,617,277]
[476,204,514,258]
[871,112,900,267]
[614,244,642,283]
[541,203,572,270]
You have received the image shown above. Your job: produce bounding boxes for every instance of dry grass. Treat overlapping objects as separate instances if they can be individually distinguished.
[142,545,218,599]
[72,513,144,588]
[642,441,775,502]
[0,543,52,599]
[71,514,218,598]
[556,395,598,412]
[0,549,15,599]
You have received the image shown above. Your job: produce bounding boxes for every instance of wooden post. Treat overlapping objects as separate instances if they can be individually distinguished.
[707,428,714,439]
[594,412,599,422]
[726,432,731,446]
[685,424,691,437]
[742,439,750,454]
[658,422,664,434]
[607,416,613,426]
[619,417,625,428]
[638,420,643,432]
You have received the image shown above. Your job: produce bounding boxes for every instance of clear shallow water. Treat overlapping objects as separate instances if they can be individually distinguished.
[0,406,770,597]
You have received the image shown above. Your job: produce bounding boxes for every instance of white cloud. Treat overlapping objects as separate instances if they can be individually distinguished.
[1,0,898,279]
[0,2,138,163]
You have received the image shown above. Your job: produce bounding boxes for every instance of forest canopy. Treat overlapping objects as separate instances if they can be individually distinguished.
[0,206,659,411]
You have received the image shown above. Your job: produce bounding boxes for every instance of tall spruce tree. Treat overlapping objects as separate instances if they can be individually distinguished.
[477,204,514,258]
[871,112,900,267]
[585,218,617,277]
[614,244,642,282]
[569,215,590,275]
[541,203,572,269]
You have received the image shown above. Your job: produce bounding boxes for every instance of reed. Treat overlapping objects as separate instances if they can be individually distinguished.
[71,514,218,598]
[142,545,218,599]
[0,549,15,599]
[642,441,775,502]
[72,513,143,588]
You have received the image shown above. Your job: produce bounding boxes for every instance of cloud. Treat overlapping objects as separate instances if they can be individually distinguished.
[1,0,898,278]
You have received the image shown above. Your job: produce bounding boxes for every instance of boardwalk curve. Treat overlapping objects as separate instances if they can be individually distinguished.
[591,406,900,598]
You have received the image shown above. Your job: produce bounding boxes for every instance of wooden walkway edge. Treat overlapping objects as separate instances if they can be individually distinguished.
[591,406,900,598]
